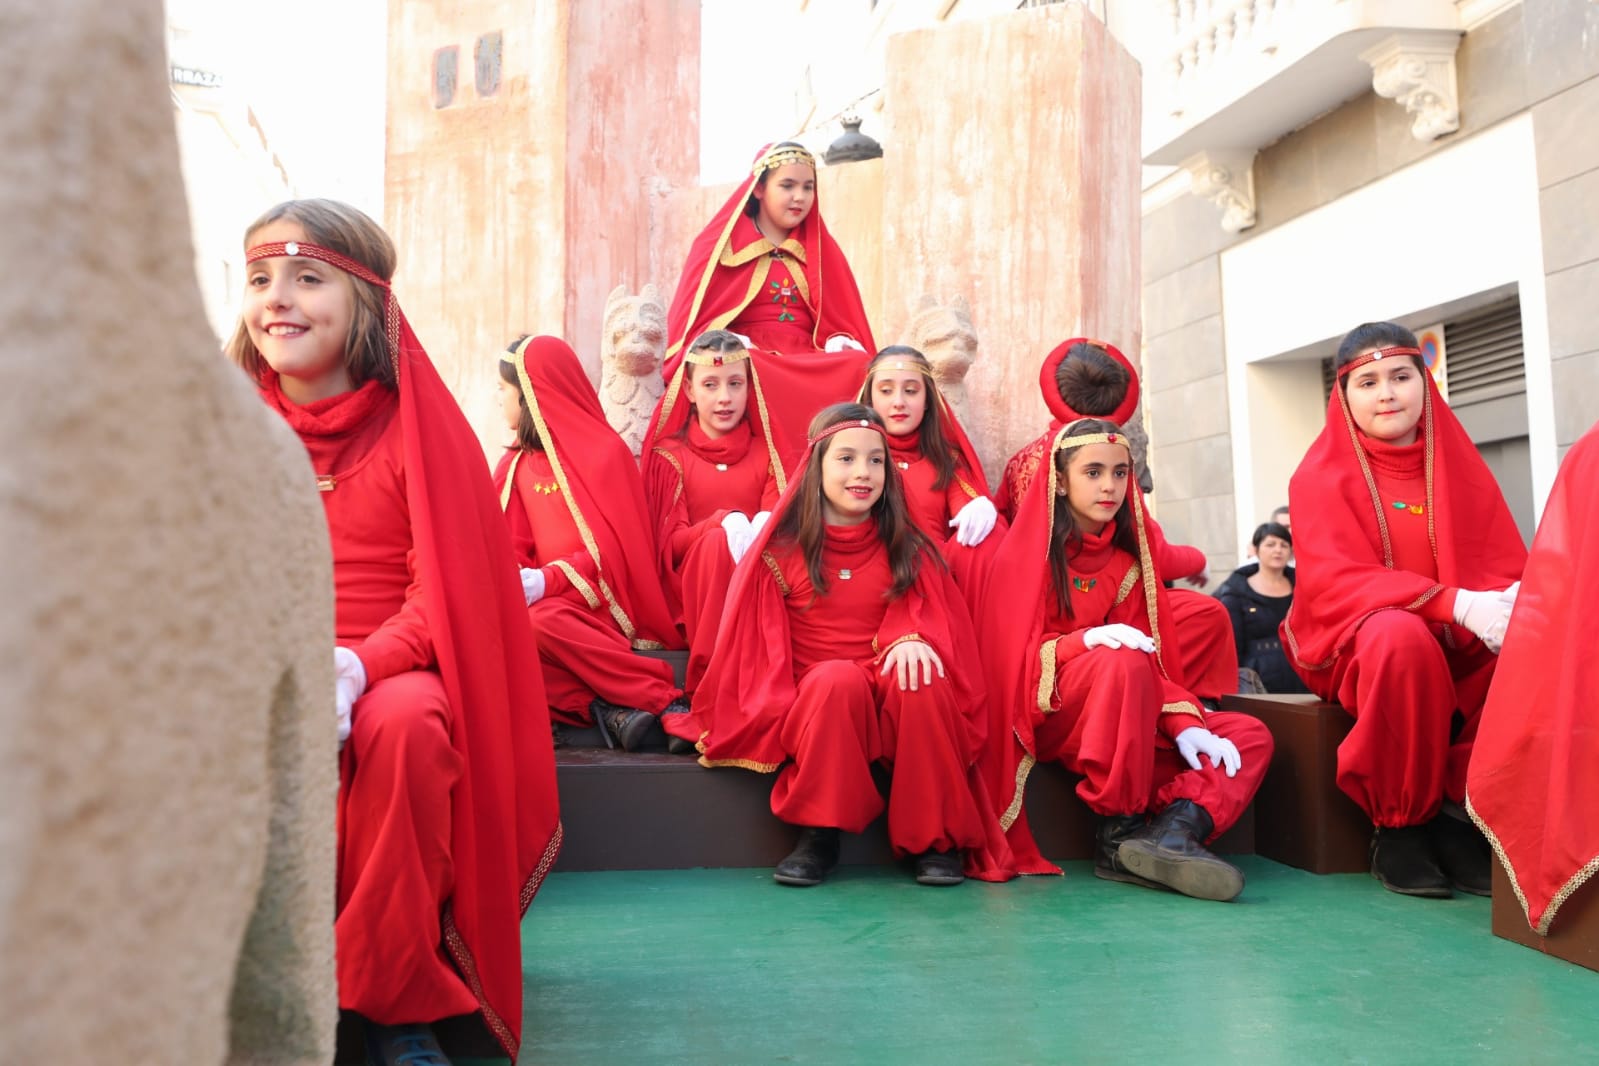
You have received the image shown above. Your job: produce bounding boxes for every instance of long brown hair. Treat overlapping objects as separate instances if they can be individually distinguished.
[1047,418,1141,619]
[224,198,397,390]
[772,403,940,600]
[861,345,961,490]
[499,336,543,451]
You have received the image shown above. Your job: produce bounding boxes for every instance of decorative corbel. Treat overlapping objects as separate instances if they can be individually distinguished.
[1362,32,1463,142]
[1183,149,1256,233]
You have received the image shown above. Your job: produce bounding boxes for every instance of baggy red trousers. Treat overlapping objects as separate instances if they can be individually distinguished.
[1169,589,1240,702]
[1036,647,1271,840]
[336,670,477,1023]
[767,659,988,857]
[528,597,678,726]
[1324,610,1496,827]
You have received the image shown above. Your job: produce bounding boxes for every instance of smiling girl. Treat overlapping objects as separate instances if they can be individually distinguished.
[681,403,1013,888]
[226,199,559,1063]
[1284,321,1526,899]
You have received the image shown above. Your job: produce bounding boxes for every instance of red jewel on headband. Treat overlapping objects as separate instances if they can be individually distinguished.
[712,355,723,366]
[1107,432,1118,442]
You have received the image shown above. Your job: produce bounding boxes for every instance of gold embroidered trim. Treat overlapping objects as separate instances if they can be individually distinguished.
[1467,795,1599,936]
[1113,564,1141,607]
[955,474,980,500]
[1036,638,1058,714]
[631,638,666,651]
[762,550,790,595]
[550,560,601,609]
[498,450,521,512]
[999,748,1036,831]
[719,234,807,270]
[753,144,817,174]
[652,446,686,509]
[1161,700,1204,720]
[697,754,783,773]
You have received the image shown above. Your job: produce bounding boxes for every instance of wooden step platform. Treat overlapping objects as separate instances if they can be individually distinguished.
[1492,858,1599,974]
[1220,692,1371,874]
[553,747,1253,872]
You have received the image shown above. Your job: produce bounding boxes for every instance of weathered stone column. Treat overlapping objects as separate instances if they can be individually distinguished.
[1,3,337,1061]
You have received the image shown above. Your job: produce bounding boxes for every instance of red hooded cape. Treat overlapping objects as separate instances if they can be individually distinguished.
[962,424,1199,874]
[1281,356,1525,683]
[681,418,1014,881]
[245,241,560,1061]
[1468,421,1599,934]
[663,144,877,464]
[496,335,681,650]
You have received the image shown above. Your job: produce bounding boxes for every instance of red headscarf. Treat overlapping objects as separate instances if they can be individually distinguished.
[1468,421,1599,934]
[1040,337,1141,426]
[855,353,993,496]
[1282,347,1526,680]
[664,142,876,370]
[964,423,1196,874]
[244,239,559,1061]
[500,335,682,650]
[682,415,1014,881]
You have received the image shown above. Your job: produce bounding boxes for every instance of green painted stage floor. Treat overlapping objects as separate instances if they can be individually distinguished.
[511,857,1598,1066]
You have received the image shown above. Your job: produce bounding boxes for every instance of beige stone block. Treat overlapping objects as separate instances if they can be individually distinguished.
[1540,169,1599,273]
[1533,75,1599,187]
[1255,124,1321,230]
[1551,348,1599,447]
[1148,375,1232,447]
[1143,256,1220,340]
[1144,314,1225,393]
[1187,493,1243,559]
[1523,0,1599,103]
[2,2,337,1062]
[1545,258,1599,359]
[1152,433,1236,504]
[1310,92,1380,205]
[1455,6,1530,134]
[884,2,1142,477]
[1143,191,1243,286]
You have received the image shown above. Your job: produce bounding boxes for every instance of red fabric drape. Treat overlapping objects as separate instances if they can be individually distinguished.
[1469,421,1599,934]
[499,336,681,651]
[1281,371,1525,683]
[247,241,561,1061]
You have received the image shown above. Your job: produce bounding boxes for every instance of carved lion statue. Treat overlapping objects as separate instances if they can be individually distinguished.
[903,294,979,423]
[599,284,667,456]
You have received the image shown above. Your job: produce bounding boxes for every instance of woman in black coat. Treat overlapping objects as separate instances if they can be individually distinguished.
[1216,522,1308,694]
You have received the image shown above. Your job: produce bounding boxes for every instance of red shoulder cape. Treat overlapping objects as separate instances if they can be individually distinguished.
[1468,421,1599,934]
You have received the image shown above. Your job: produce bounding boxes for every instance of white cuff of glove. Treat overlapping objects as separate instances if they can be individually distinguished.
[1174,726,1241,777]
[721,512,755,564]
[948,495,998,547]
[334,647,367,749]
[1453,588,1512,652]
[520,566,546,607]
[824,334,866,353]
[1081,623,1155,654]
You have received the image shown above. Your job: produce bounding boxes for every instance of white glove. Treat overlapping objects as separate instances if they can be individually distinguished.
[1081,623,1155,654]
[750,510,771,537]
[1175,726,1241,777]
[1453,588,1512,653]
[1499,581,1521,607]
[824,334,866,353]
[520,566,546,606]
[721,512,755,564]
[948,495,998,547]
[730,331,753,348]
[334,646,367,749]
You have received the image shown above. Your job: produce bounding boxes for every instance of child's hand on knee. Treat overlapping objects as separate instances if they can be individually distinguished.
[880,640,945,692]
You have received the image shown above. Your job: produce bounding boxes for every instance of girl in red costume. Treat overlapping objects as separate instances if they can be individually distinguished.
[227,200,560,1064]
[496,335,686,753]
[858,345,1001,552]
[663,141,877,462]
[997,341,1239,703]
[682,403,1014,887]
[642,329,783,710]
[964,418,1272,902]
[1284,321,1524,898]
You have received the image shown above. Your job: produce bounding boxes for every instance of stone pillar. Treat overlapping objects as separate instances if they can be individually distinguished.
[1,2,337,1063]
[882,4,1142,480]
[387,0,700,453]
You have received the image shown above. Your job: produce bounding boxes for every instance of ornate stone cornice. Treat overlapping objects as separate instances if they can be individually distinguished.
[1362,32,1463,143]
[1182,149,1256,233]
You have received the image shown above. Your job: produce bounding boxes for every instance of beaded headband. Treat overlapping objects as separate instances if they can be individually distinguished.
[245,240,389,289]
[754,145,816,176]
[1052,428,1130,454]
[684,348,750,368]
[1337,345,1422,377]
[808,417,888,448]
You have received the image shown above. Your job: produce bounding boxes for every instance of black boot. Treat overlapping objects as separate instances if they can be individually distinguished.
[364,1021,452,1066]
[774,827,841,887]
[1116,799,1246,902]
[1370,824,1452,898]
[1427,806,1492,896]
[590,698,666,752]
[659,695,696,755]
[1094,813,1165,890]
[914,848,965,886]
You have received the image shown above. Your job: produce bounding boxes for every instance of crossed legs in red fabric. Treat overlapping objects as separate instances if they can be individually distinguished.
[336,669,478,1024]
[528,597,679,726]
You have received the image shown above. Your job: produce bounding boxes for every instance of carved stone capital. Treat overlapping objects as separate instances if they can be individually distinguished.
[1362,32,1462,143]
[1182,149,1256,233]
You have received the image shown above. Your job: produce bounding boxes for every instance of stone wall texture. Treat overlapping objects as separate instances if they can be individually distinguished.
[0,3,338,1062]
